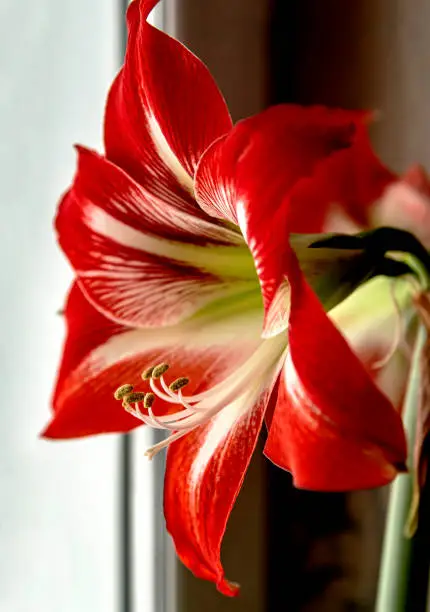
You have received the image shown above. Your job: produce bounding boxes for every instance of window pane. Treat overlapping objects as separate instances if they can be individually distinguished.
[0,1,119,610]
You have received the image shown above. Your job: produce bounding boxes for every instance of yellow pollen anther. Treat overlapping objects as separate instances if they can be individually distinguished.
[142,366,155,380]
[169,377,189,392]
[152,363,170,379]
[114,384,134,400]
[122,391,147,405]
[144,393,155,409]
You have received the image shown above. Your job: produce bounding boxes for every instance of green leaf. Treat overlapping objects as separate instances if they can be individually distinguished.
[310,226,430,275]
[291,231,410,312]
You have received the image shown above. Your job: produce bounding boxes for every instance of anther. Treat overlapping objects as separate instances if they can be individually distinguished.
[152,363,170,379]
[169,377,189,392]
[122,391,147,405]
[144,393,155,409]
[142,366,155,380]
[114,384,134,400]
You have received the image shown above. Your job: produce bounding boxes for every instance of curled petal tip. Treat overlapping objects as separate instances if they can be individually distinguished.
[40,419,58,440]
[39,425,51,440]
[217,577,240,597]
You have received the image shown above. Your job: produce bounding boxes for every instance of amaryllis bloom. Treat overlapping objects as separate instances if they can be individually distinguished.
[45,0,430,595]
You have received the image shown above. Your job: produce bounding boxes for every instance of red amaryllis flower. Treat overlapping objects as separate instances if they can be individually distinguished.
[45,0,417,595]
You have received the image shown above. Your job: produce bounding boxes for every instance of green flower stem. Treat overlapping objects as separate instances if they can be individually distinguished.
[375,323,427,612]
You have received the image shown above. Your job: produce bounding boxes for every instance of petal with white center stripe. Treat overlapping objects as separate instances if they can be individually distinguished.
[56,148,257,328]
[43,283,269,439]
[104,0,232,205]
[164,350,283,596]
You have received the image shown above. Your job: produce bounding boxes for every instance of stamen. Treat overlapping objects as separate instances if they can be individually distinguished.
[122,391,147,405]
[144,393,155,409]
[152,363,170,379]
[169,377,189,392]
[116,335,287,458]
[125,401,166,429]
[142,366,155,380]
[155,375,219,412]
[159,375,182,400]
[143,375,271,459]
[114,384,134,400]
[144,430,189,460]
[149,377,179,403]
[178,388,202,410]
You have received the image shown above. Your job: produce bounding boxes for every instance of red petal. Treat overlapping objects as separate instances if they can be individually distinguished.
[195,105,390,331]
[67,146,238,246]
[264,260,407,491]
[164,384,272,595]
[56,148,248,328]
[288,122,395,233]
[44,283,141,438]
[44,284,265,439]
[104,0,232,201]
[264,371,403,490]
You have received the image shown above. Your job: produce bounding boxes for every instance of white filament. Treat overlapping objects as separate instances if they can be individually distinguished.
[126,335,287,458]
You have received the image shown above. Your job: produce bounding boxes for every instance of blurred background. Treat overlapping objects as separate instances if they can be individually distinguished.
[1,0,429,610]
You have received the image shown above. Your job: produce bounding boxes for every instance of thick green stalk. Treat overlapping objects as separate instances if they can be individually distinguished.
[375,324,427,612]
